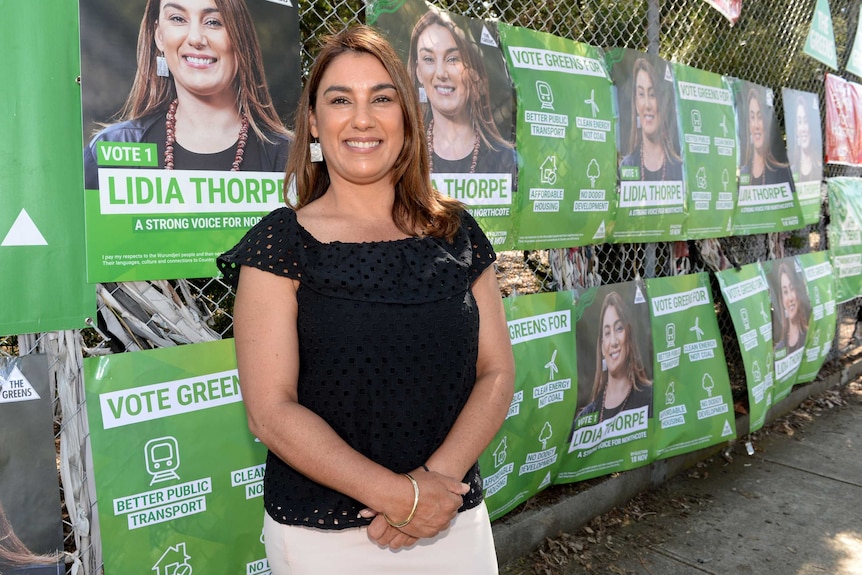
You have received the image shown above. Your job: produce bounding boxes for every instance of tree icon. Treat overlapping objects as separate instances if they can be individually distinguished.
[587,159,600,187]
[702,373,715,397]
[538,422,553,449]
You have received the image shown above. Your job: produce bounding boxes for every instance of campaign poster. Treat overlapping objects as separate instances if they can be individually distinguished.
[480,292,577,520]
[84,339,270,575]
[369,0,518,250]
[824,74,858,166]
[672,63,737,239]
[732,80,803,235]
[795,252,837,384]
[699,0,742,25]
[496,24,617,248]
[0,356,64,575]
[827,177,862,303]
[607,48,686,243]
[557,281,654,483]
[763,257,810,401]
[1,1,95,336]
[803,0,838,71]
[646,273,736,460]
[848,81,862,166]
[846,13,862,77]
[782,89,824,226]
[715,263,775,433]
[80,0,301,282]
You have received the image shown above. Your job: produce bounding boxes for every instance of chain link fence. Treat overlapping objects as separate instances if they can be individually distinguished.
[4,0,862,572]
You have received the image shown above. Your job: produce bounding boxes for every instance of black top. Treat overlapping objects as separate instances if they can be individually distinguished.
[218,207,496,530]
[148,119,265,171]
[432,141,517,179]
[576,384,653,424]
[620,144,684,182]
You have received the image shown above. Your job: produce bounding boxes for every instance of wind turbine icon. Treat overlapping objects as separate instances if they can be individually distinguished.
[585,89,599,117]
[545,349,559,380]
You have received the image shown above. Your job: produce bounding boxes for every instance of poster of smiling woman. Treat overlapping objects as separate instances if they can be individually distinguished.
[782,89,823,227]
[732,80,803,235]
[369,0,518,249]
[765,257,812,400]
[607,48,686,243]
[557,281,654,483]
[80,0,300,282]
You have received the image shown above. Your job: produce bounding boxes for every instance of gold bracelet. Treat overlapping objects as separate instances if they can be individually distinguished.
[383,473,419,528]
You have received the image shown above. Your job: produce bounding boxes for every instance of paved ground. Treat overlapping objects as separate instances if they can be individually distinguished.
[496,379,862,574]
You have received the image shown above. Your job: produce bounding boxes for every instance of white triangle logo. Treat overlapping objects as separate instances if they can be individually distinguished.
[1,209,47,246]
[722,419,733,437]
[0,365,41,403]
[593,220,606,240]
[634,284,646,304]
[480,25,497,47]
[539,471,552,489]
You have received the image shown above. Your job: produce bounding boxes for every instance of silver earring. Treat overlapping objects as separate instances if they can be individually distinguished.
[156,55,170,77]
[636,115,641,129]
[418,86,427,103]
[310,139,323,163]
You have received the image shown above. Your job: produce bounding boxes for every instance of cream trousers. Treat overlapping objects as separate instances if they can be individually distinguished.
[263,502,499,574]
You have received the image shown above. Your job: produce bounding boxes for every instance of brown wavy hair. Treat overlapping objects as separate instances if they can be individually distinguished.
[408,7,512,153]
[286,24,463,241]
[0,501,61,569]
[626,57,681,164]
[589,290,653,404]
[118,0,288,143]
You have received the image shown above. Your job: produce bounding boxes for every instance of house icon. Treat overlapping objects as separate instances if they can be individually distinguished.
[152,542,192,575]
[540,156,557,185]
[493,436,508,468]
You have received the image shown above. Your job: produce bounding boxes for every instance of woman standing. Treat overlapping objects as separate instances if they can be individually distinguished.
[219,25,514,573]
[408,8,516,177]
[620,58,682,182]
[83,0,290,189]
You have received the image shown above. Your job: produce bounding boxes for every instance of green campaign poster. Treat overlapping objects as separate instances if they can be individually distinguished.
[764,257,810,399]
[85,340,270,575]
[782,89,824,227]
[827,177,862,303]
[607,48,686,243]
[557,281,654,483]
[672,63,737,239]
[796,251,837,384]
[0,1,95,335]
[803,0,838,71]
[496,24,616,248]
[369,0,518,250]
[480,292,577,521]
[80,0,301,282]
[715,263,775,433]
[646,273,736,460]
[733,80,804,235]
[846,14,862,77]
[84,173,284,281]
